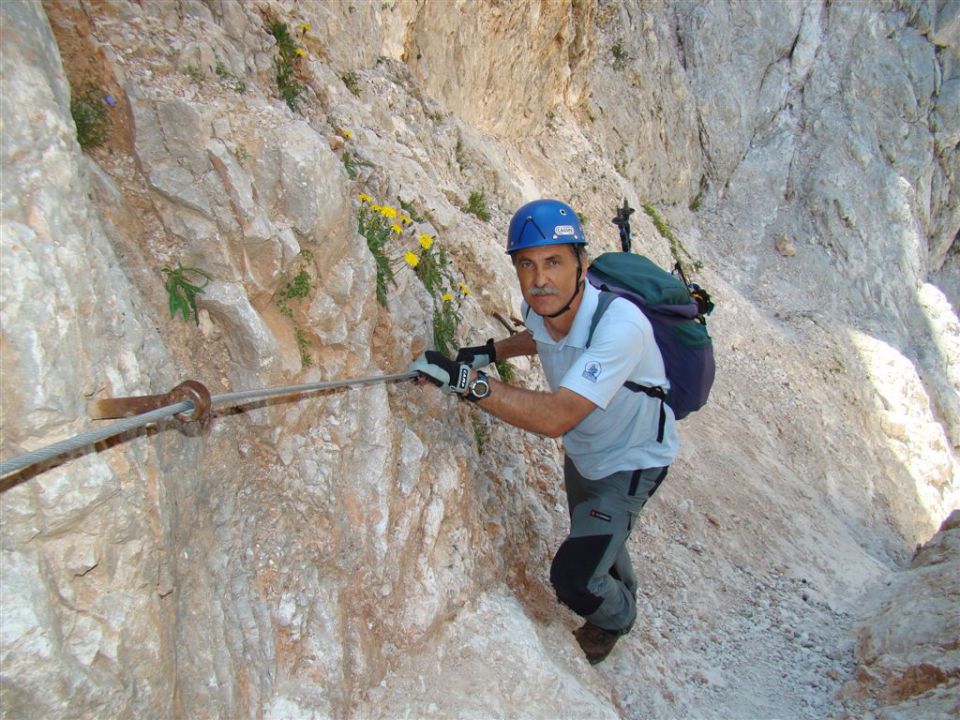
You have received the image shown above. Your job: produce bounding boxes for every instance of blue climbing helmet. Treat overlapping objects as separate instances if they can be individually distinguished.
[506,199,586,254]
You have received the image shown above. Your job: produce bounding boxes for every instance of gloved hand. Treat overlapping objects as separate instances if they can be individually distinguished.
[455,338,497,369]
[408,351,471,395]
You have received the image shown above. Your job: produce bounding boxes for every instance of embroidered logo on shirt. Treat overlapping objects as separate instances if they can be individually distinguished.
[582,361,601,383]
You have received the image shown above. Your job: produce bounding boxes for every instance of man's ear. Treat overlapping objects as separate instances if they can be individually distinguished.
[574,246,587,272]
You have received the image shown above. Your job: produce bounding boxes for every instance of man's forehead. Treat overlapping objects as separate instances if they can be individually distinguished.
[514,244,573,260]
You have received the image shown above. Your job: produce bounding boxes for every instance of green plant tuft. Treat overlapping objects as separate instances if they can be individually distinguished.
[279,270,311,302]
[471,414,489,455]
[432,298,461,357]
[183,64,204,82]
[494,359,514,384]
[275,261,314,368]
[414,244,465,354]
[162,263,211,325]
[399,198,425,223]
[342,150,372,179]
[215,60,247,93]
[415,243,448,298]
[642,203,703,274]
[295,327,313,368]
[269,20,305,110]
[342,70,361,96]
[455,138,468,170]
[71,89,110,151]
[611,39,629,70]
[358,204,396,307]
[464,190,491,221]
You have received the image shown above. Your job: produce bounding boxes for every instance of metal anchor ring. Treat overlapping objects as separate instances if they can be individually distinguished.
[167,380,212,422]
[88,379,212,422]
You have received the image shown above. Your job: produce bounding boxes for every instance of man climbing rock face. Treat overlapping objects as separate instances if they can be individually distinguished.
[410,198,679,665]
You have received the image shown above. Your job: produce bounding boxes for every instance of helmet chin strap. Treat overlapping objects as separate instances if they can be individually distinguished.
[542,266,584,319]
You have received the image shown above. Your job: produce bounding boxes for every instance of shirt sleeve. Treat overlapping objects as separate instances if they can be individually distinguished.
[559,301,646,410]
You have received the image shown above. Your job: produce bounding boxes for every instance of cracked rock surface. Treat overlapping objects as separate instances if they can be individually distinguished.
[1,1,957,718]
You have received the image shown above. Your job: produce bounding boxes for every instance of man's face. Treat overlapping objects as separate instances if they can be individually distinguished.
[513,244,583,317]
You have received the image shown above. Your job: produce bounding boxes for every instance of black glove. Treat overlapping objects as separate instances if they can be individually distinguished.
[455,338,497,370]
[408,351,470,394]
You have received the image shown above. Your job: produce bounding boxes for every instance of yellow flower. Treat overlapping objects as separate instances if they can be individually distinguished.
[441,292,454,302]
[379,205,398,219]
[400,216,413,225]
[369,204,382,213]
[299,23,312,32]
[342,129,353,139]
[295,48,306,57]
[357,193,373,203]
[390,224,403,234]
[404,251,420,267]
[418,233,434,250]
[458,283,471,295]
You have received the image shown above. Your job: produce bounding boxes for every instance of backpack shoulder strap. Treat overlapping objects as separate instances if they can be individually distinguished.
[586,291,617,348]
[587,288,668,442]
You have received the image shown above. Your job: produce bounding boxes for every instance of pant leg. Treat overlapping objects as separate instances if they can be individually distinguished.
[562,457,591,515]
[609,543,637,601]
[565,459,638,602]
[609,465,668,603]
[551,457,668,633]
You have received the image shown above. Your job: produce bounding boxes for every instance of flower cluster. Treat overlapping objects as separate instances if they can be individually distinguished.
[269,19,307,110]
[357,195,470,354]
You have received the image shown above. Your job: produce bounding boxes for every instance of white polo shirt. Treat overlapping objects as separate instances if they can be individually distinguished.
[523,281,679,479]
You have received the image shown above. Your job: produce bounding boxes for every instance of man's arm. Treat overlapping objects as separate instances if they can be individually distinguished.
[455,331,536,369]
[412,334,594,437]
[472,373,596,438]
[492,330,536,360]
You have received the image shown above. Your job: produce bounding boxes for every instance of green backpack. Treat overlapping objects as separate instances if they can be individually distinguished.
[586,252,715,431]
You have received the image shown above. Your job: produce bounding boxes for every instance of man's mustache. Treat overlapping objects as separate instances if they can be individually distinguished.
[528,287,559,297]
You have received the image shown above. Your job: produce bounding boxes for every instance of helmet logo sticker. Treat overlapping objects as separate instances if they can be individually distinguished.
[554,225,576,236]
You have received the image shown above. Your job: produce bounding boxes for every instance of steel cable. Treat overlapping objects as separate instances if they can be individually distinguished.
[0,371,418,479]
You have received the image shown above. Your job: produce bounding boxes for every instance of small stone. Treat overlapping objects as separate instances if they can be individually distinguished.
[690,671,710,686]
[776,234,797,256]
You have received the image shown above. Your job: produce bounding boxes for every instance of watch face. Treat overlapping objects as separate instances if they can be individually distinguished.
[470,374,490,399]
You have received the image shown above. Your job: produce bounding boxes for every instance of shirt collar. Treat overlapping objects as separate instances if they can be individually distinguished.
[528,281,599,349]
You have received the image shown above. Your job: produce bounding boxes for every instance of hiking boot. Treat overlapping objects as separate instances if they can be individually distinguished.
[573,622,623,665]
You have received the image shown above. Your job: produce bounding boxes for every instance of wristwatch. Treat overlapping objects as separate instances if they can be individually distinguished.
[466,371,491,401]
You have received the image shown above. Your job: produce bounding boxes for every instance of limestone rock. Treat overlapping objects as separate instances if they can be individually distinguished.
[357,591,621,719]
[0,4,186,717]
[1,1,958,719]
[842,510,960,717]
[201,281,292,374]
[385,0,597,140]
[776,234,797,257]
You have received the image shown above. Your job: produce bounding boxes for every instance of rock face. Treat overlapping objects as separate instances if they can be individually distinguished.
[0,1,957,719]
[841,510,960,719]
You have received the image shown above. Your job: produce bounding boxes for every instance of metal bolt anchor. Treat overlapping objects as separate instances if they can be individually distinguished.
[88,380,212,422]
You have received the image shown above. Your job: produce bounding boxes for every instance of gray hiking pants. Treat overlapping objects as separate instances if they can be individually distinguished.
[550,456,668,634]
